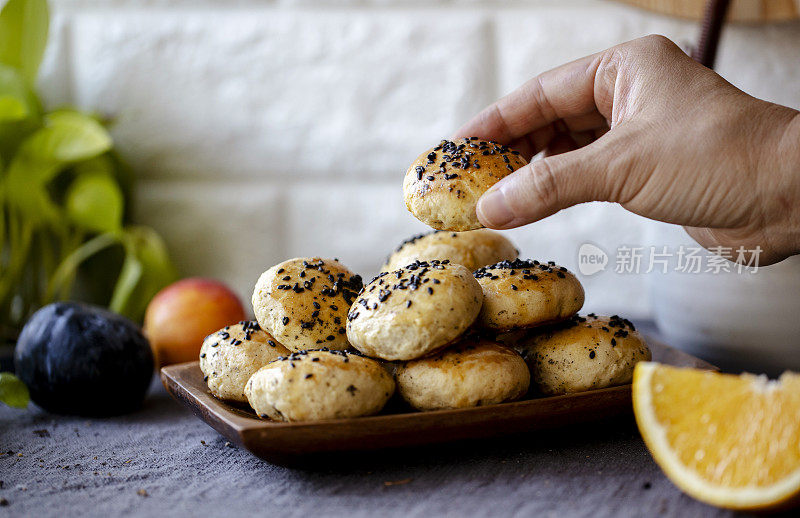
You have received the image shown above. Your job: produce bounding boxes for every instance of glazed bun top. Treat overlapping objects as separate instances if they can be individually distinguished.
[521,313,642,346]
[199,320,290,403]
[403,138,527,231]
[252,257,363,352]
[346,260,483,361]
[394,338,530,411]
[244,348,395,422]
[473,258,585,330]
[382,229,518,273]
[513,314,651,395]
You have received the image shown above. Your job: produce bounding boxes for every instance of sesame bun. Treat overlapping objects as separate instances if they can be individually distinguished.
[244,349,395,422]
[474,259,584,331]
[252,258,362,352]
[514,314,651,395]
[403,138,527,231]
[382,229,518,273]
[199,320,290,403]
[346,260,483,361]
[395,339,530,411]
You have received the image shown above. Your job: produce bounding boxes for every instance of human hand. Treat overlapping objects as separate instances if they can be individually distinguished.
[454,35,800,265]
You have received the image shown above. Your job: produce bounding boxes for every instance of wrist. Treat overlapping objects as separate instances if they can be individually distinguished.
[759,106,800,259]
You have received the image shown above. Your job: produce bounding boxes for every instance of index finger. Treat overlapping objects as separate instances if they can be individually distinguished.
[452,51,611,148]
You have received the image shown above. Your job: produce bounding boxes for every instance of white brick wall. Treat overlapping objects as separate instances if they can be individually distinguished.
[38,0,800,319]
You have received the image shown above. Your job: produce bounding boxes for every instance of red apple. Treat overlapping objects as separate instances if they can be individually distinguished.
[144,278,246,366]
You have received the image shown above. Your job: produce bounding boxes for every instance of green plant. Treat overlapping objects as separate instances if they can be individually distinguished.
[0,371,28,407]
[0,0,177,343]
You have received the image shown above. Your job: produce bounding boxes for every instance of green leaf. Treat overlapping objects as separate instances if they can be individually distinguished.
[4,109,113,214]
[73,154,115,178]
[0,0,49,84]
[110,226,176,322]
[36,110,113,164]
[0,63,41,156]
[0,372,29,408]
[0,63,39,112]
[0,94,27,121]
[2,177,60,224]
[65,170,123,233]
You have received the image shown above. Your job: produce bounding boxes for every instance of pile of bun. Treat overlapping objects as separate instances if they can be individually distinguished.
[200,138,651,422]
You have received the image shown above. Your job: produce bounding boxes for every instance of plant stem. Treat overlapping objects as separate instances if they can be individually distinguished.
[45,232,118,304]
[0,208,33,316]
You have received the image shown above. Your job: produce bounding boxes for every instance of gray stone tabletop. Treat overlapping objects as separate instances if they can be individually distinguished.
[2,377,750,518]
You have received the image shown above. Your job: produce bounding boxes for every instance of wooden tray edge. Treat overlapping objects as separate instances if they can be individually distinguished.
[160,335,714,461]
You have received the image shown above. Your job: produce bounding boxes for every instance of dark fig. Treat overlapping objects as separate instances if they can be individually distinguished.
[15,302,154,416]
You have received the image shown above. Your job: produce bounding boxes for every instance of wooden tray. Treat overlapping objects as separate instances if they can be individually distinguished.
[161,337,713,464]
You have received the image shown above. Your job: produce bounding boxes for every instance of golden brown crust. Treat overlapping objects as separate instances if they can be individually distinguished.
[346,260,483,361]
[474,259,584,330]
[244,349,395,422]
[395,339,530,411]
[382,229,518,272]
[252,258,362,352]
[513,314,652,395]
[199,321,290,403]
[403,138,527,231]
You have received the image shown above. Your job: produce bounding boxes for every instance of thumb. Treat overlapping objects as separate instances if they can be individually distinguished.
[476,143,614,229]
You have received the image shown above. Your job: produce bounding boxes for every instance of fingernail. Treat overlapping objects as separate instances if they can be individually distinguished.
[477,187,515,228]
